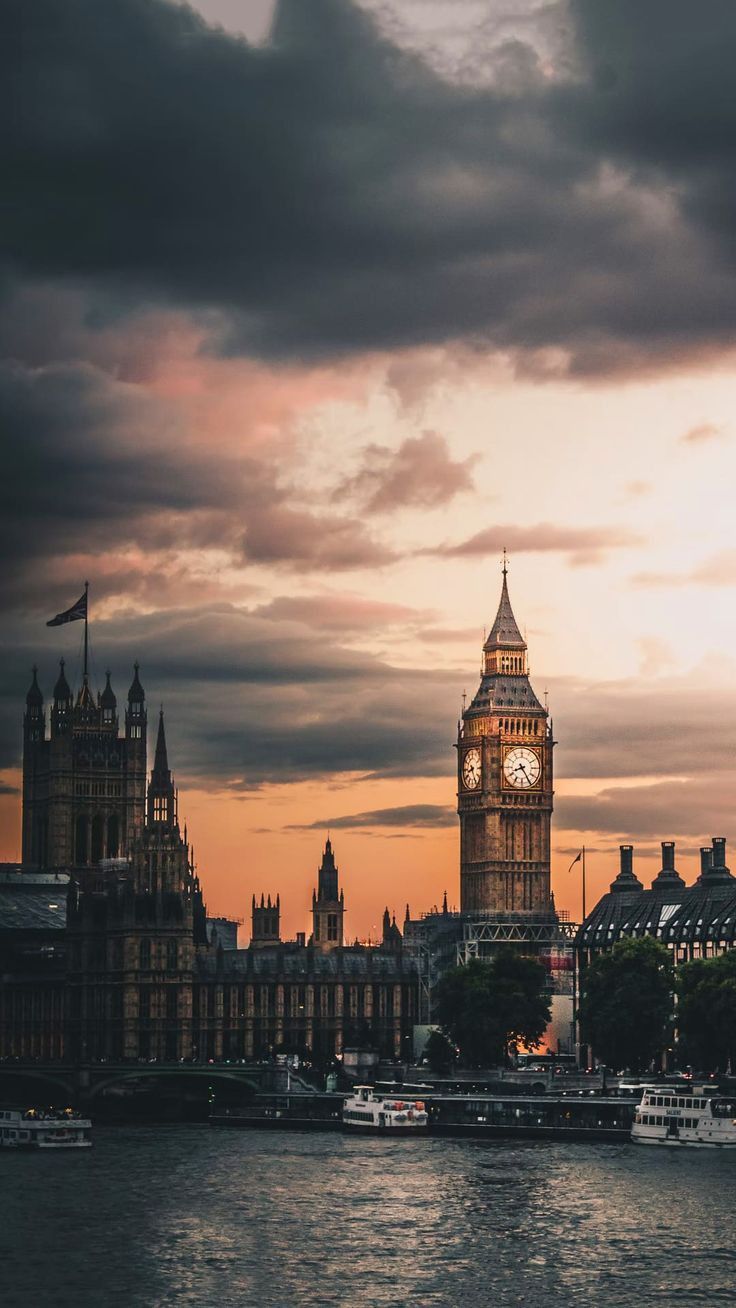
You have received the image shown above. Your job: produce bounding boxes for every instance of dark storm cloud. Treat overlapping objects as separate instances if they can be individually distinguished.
[5,0,736,371]
[0,605,459,784]
[287,804,456,830]
[0,358,393,604]
[5,603,736,795]
[0,360,241,594]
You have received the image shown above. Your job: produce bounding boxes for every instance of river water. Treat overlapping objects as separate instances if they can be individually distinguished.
[1,1128,735,1307]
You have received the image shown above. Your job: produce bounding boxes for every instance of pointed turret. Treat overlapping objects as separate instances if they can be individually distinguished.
[152,709,170,780]
[24,666,44,744]
[50,658,73,736]
[100,670,117,727]
[317,836,339,902]
[126,661,146,743]
[128,661,144,705]
[100,671,116,709]
[312,837,344,950]
[147,709,176,828]
[26,666,43,708]
[484,562,525,651]
[382,907,402,951]
[53,659,71,705]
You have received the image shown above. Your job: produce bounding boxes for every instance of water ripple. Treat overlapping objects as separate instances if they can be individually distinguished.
[0,1130,735,1306]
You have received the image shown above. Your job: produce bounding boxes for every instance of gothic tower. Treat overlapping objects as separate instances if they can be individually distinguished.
[311,838,344,949]
[21,661,147,867]
[457,564,554,915]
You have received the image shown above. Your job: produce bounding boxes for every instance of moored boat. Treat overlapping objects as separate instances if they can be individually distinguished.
[0,1107,92,1149]
[342,1085,428,1133]
[631,1086,736,1148]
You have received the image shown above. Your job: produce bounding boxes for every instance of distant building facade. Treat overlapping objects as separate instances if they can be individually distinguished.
[577,839,736,964]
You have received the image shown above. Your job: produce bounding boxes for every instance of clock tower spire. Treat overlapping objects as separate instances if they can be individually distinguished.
[457,561,554,914]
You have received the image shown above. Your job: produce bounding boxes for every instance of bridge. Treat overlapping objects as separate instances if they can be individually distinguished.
[0,1059,310,1108]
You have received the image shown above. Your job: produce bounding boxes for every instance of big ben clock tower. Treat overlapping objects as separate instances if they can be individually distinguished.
[457,563,554,915]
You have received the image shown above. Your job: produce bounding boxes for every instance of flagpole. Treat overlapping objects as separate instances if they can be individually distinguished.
[582,844,586,922]
[83,580,89,680]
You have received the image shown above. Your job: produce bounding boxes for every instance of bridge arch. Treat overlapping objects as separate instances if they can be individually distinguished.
[88,1066,262,1101]
[0,1067,76,1102]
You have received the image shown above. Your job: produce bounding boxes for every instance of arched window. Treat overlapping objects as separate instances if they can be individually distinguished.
[75,815,88,865]
[107,814,119,859]
[139,938,151,970]
[91,814,104,863]
[166,939,178,971]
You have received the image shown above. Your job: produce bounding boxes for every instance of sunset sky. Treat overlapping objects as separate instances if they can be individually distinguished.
[5,0,736,938]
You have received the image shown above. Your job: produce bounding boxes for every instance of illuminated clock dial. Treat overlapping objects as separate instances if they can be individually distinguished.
[503,746,541,789]
[461,747,482,790]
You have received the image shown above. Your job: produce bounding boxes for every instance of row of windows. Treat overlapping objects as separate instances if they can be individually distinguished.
[500,718,541,736]
[192,983,411,1020]
[640,1115,700,1128]
[646,1095,707,1109]
[75,782,122,797]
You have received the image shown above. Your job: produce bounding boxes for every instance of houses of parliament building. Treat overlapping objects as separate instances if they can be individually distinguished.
[0,661,419,1066]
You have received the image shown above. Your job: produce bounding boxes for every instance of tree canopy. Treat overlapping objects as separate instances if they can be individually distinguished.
[677,951,736,1072]
[578,936,674,1072]
[435,950,551,1067]
[423,1028,456,1074]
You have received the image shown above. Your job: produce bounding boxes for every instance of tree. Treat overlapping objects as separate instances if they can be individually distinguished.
[578,937,674,1072]
[423,1028,456,1074]
[677,952,736,1072]
[435,950,551,1067]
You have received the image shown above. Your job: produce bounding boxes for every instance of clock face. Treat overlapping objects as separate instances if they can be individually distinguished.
[503,746,541,789]
[461,747,482,790]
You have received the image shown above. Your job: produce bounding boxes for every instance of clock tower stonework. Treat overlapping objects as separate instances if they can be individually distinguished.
[457,567,554,915]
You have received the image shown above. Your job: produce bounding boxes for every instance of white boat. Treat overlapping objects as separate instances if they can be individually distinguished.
[342,1085,428,1133]
[631,1086,736,1148]
[0,1107,92,1149]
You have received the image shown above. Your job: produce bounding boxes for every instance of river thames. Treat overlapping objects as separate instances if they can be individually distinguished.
[1,1129,734,1306]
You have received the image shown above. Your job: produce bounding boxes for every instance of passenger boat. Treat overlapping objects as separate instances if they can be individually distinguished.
[0,1107,92,1149]
[632,1087,736,1148]
[342,1085,428,1133]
